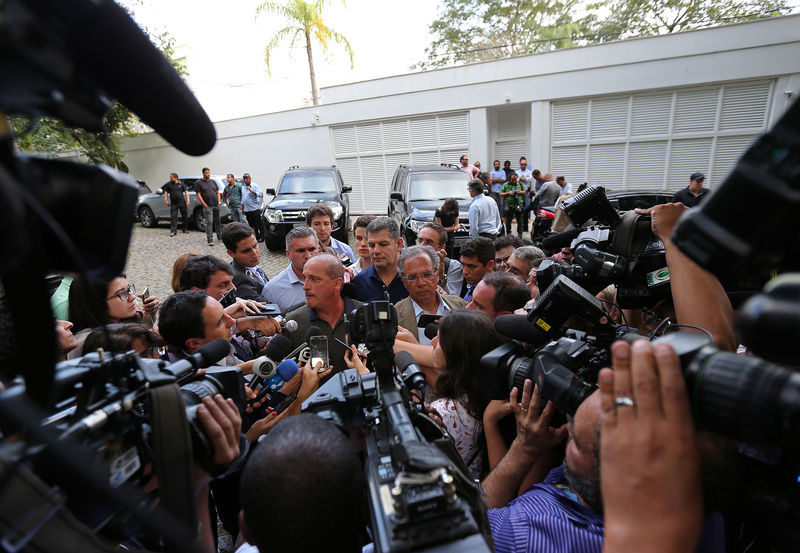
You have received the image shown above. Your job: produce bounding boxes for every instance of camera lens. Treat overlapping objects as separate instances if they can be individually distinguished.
[180,377,223,407]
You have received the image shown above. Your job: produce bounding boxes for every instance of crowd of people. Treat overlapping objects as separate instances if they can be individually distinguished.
[2,163,736,553]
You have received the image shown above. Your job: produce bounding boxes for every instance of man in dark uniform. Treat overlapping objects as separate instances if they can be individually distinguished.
[163,172,189,236]
[195,167,222,245]
[671,172,710,208]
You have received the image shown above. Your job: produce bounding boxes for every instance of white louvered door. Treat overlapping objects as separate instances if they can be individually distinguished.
[332,112,470,213]
[549,80,773,192]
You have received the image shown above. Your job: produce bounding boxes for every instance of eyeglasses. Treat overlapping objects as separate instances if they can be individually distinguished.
[401,272,437,283]
[106,284,136,302]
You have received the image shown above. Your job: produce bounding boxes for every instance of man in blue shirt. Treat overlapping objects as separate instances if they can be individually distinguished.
[241,173,265,242]
[467,179,501,239]
[262,226,320,313]
[489,159,507,215]
[350,217,408,303]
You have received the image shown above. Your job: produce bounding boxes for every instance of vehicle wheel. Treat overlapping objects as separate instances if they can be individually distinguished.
[332,224,349,244]
[265,235,283,252]
[193,208,206,232]
[138,206,157,228]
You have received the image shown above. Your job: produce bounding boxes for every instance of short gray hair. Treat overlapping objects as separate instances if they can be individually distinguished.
[513,245,545,263]
[285,226,317,251]
[398,245,439,275]
[366,216,401,240]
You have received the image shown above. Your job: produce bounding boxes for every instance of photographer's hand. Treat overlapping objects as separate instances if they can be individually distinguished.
[236,315,281,336]
[600,340,702,553]
[482,380,566,508]
[634,202,687,241]
[511,379,568,457]
[196,395,241,466]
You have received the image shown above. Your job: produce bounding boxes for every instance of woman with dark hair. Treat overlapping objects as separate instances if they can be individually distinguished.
[434,198,460,255]
[82,322,162,358]
[430,309,500,479]
[67,273,143,359]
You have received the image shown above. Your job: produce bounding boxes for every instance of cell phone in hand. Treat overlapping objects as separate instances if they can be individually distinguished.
[218,286,237,308]
[417,313,442,328]
[309,335,329,374]
[141,286,150,300]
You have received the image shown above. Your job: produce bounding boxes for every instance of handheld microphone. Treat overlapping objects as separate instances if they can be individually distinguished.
[280,319,299,333]
[253,359,299,394]
[250,334,293,388]
[423,323,440,341]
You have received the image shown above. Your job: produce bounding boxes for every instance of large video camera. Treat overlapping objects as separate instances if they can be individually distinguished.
[0,339,247,548]
[0,0,223,550]
[538,186,670,308]
[482,93,800,549]
[302,300,492,553]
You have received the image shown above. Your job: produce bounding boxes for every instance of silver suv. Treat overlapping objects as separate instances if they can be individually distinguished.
[135,174,232,231]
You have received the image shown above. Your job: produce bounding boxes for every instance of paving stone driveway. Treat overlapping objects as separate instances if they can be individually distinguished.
[123,223,344,303]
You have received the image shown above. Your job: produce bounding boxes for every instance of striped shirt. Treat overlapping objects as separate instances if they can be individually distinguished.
[488,466,604,553]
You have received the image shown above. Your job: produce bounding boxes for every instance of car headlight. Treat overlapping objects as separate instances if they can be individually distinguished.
[408,219,427,234]
[264,208,283,223]
[330,204,344,220]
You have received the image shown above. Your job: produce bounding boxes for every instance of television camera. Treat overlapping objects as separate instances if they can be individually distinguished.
[303,300,493,553]
[482,96,800,551]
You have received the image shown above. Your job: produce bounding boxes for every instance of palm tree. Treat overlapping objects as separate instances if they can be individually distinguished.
[256,0,354,106]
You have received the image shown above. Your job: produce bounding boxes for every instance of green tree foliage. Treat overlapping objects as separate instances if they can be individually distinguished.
[10,23,187,171]
[418,0,790,69]
[256,0,354,106]
[591,0,789,41]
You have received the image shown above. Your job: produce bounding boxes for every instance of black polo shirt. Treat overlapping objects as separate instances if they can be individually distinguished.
[670,187,709,208]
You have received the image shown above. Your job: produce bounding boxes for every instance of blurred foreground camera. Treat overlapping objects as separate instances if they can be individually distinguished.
[302,301,492,553]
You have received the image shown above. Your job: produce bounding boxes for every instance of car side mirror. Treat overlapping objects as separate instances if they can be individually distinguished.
[342,185,352,193]
[155,188,162,195]
[390,191,402,200]
[266,188,276,195]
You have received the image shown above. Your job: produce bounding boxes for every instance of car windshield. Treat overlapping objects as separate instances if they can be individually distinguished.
[408,172,471,201]
[278,171,337,194]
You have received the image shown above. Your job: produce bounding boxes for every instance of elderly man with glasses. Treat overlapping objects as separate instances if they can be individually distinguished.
[393,245,466,345]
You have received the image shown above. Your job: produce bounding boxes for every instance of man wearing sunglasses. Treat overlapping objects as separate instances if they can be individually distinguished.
[393,246,466,345]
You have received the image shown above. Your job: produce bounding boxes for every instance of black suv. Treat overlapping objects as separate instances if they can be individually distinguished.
[388,164,473,245]
[261,166,351,251]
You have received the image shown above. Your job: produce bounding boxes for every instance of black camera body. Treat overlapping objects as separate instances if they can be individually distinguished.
[302,301,492,553]
[0,341,246,533]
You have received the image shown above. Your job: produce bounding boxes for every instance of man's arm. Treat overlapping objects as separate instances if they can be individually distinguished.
[163,190,169,207]
[468,203,478,236]
[636,203,736,351]
[193,395,242,553]
[481,380,567,508]
[196,182,209,207]
[184,189,190,206]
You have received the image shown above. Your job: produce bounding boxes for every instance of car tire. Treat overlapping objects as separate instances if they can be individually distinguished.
[265,235,283,252]
[138,206,157,228]
[332,223,349,243]
[193,208,206,232]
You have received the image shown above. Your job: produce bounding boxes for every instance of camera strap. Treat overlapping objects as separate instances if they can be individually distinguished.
[149,383,198,535]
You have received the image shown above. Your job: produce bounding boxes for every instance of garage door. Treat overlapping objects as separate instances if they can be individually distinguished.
[549,80,773,192]
[332,112,470,214]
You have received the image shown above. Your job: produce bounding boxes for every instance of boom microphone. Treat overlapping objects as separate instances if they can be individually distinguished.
[165,339,230,381]
[16,0,216,156]
[541,228,581,251]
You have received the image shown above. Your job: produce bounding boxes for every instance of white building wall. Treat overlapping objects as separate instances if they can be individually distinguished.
[121,15,800,212]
